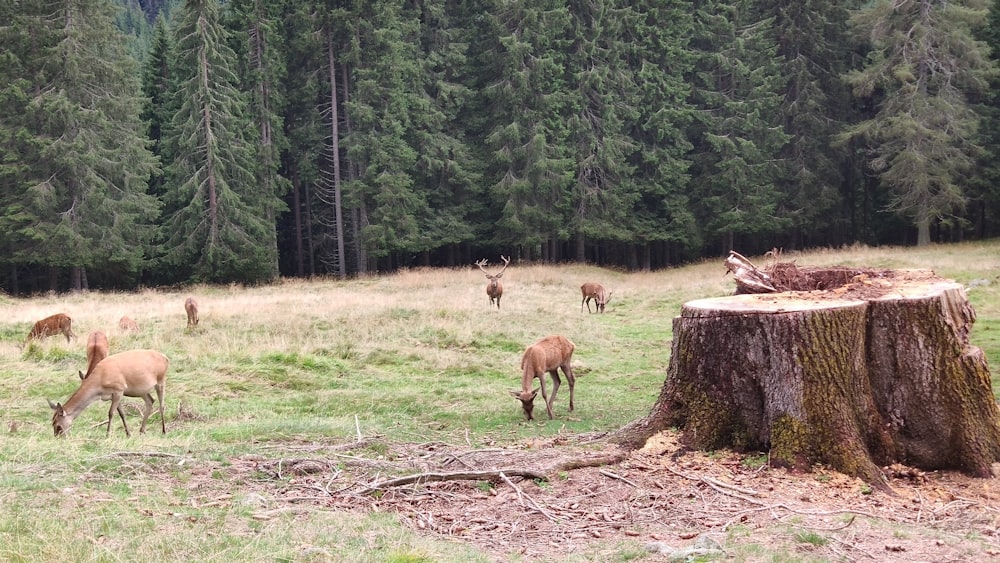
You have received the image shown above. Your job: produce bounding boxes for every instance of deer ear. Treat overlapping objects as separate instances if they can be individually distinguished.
[47,400,60,411]
[78,370,85,380]
[509,390,522,399]
[530,388,539,399]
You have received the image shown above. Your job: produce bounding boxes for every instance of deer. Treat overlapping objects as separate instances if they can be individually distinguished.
[118,316,139,332]
[78,331,110,380]
[474,255,510,309]
[185,297,199,327]
[26,313,76,343]
[510,335,576,421]
[48,349,169,437]
[581,282,613,313]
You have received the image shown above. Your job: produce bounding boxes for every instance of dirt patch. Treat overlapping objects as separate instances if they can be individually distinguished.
[207,432,1000,562]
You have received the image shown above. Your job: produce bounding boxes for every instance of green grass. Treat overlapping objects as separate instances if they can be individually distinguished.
[1,241,999,561]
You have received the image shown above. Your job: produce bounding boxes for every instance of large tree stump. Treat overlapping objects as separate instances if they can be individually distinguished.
[615,263,1000,486]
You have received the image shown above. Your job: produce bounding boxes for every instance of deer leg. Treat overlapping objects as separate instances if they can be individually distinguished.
[138,393,155,433]
[109,394,130,437]
[535,372,553,419]
[546,369,561,419]
[156,382,166,434]
[562,363,576,412]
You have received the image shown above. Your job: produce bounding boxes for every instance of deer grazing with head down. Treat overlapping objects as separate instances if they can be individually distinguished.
[79,331,110,380]
[475,255,510,309]
[118,316,139,332]
[26,313,76,343]
[510,335,576,421]
[580,282,613,313]
[48,349,169,437]
[185,297,199,327]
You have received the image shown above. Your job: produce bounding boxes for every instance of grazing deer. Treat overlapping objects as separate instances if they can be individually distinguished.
[79,331,110,380]
[474,255,510,309]
[185,297,199,327]
[581,283,613,313]
[510,335,576,421]
[48,349,169,437]
[26,313,76,343]
[118,316,139,332]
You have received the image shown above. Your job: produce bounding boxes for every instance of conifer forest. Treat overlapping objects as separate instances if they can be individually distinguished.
[2,0,1000,292]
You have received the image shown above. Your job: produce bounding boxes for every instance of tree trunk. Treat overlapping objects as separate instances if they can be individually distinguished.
[613,266,1000,486]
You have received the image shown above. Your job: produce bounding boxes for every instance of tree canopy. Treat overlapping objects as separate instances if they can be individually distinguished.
[0,0,998,291]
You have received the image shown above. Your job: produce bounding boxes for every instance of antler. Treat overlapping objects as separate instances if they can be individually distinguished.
[474,259,490,275]
[496,255,511,276]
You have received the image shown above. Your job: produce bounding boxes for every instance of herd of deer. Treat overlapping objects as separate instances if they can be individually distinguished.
[27,297,200,437]
[31,257,606,437]
[475,256,613,421]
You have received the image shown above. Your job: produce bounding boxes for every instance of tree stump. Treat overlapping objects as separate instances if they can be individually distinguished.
[614,262,1000,486]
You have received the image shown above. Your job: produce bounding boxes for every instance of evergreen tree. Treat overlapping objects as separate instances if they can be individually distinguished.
[159,0,281,283]
[563,0,638,263]
[226,0,290,280]
[842,0,995,245]
[0,0,160,291]
[621,0,699,268]
[688,0,791,254]
[408,0,481,266]
[141,14,176,200]
[472,0,574,259]
[767,0,855,248]
[341,0,429,264]
[966,0,1000,239]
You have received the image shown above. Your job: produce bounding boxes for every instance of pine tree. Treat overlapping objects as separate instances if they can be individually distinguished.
[621,0,699,268]
[767,0,855,248]
[563,0,638,264]
[472,0,574,259]
[842,0,995,245]
[408,0,481,266]
[0,0,160,291]
[159,0,281,283]
[341,0,429,264]
[688,0,791,254]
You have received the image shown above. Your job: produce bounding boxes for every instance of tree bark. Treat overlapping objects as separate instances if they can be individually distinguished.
[613,267,1000,486]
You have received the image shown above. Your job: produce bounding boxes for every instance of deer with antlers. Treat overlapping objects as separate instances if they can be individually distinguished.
[581,282,613,313]
[474,255,510,309]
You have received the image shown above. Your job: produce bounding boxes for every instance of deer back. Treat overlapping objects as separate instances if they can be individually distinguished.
[80,331,110,380]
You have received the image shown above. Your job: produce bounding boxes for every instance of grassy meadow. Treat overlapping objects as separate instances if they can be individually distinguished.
[1,241,999,561]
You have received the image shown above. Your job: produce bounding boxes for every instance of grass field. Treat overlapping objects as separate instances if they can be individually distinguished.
[1,241,998,561]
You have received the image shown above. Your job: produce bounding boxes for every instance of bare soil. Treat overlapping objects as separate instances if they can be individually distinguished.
[219,431,1000,562]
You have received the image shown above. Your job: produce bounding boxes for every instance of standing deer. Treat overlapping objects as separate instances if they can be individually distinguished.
[475,255,510,309]
[118,316,139,332]
[48,349,169,437]
[26,313,76,343]
[185,297,199,327]
[79,331,110,380]
[510,335,576,421]
[581,283,613,313]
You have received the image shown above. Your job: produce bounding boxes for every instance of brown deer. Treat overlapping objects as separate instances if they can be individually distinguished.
[48,349,169,437]
[26,313,76,343]
[78,331,110,380]
[185,297,199,327]
[118,316,139,332]
[474,255,510,309]
[581,282,613,313]
[510,335,576,421]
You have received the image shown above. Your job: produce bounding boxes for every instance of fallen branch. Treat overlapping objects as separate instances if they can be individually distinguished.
[499,471,560,524]
[599,469,639,488]
[357,469,547,494]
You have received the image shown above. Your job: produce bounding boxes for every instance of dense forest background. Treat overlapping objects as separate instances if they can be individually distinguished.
[2,0,999,293]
